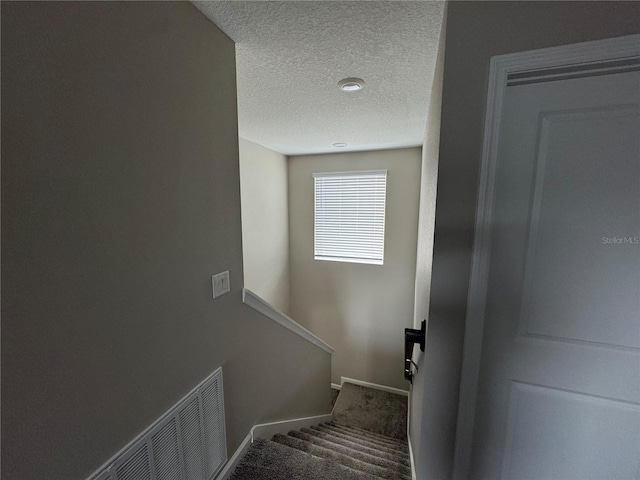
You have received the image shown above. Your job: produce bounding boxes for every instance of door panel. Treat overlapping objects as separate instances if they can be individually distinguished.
[469,67,640,479]
[522,107,640,349]
[502,382,640,480]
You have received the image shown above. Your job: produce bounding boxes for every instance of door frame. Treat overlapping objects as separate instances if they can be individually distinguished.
[452,34,640,480]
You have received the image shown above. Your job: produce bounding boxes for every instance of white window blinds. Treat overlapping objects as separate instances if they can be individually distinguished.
[313,170,387,265]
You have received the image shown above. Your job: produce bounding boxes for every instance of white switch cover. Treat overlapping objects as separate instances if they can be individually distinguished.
[212,271,230,299]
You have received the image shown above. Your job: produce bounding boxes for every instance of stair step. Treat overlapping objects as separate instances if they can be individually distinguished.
[331,421,408,444]
[232,383,413,479]
[326,423,409,451]
[317,424,409,454]
[229,439,379,480]
[272,433,411,480]
[329,422,408,447]
[309,424,409,458]
[288,430,411,477]
[300,427,410,467]
[323,422,407,450]
[331,382,408,441]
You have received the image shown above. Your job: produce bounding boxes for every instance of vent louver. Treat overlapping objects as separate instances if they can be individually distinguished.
[201,380,225,477]
[151,418,182,480]
[88,368,226,480]
[179,398,206,480]
[115,445,152,480]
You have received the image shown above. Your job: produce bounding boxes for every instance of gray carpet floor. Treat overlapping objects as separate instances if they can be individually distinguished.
[230,382,410,479]
[332,382,408,440]
[231,438,380,479]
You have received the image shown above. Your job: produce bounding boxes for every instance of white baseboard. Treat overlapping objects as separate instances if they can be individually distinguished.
[340,376,409,397]
[408,435,417,480]
[215,413,333,480]
[251,413,333,441]
[331,382,341,390]
[215,431,252,480]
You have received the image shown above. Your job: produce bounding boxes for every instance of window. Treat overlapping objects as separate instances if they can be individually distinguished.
[313,170,387,265]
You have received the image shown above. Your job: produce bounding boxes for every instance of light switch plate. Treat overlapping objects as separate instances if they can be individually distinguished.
[212,271,230,299]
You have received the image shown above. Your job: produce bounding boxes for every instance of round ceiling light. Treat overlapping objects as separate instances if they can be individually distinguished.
[338,77,365,92]
[333,142,347,147]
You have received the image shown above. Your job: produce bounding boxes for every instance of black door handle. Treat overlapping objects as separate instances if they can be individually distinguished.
[404,320,426,383]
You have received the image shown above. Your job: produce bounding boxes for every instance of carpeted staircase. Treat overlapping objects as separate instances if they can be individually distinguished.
[229,383,411,480]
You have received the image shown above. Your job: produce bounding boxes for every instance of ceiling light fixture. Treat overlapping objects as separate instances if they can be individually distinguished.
[338,78,365,92]
[333,143,347,147]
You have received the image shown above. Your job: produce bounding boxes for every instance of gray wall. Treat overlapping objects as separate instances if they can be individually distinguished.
[1,3,331,479]
[409,4,446,478]
[289,148,421,390]
[239,138,290,313]
[417,2,640,479]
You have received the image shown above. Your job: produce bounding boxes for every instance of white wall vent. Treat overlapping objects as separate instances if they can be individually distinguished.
[88,367,227,480]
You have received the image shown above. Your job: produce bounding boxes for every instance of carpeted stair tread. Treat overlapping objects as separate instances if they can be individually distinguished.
[310,424,409,456]
[320,423,409,454]
[229,439,380,480]
[330,421,406,445]
[328,422,409,450]
[288,430,411,477]
[231,384,412,479]
[331,382,408,440]
[300,427,410,467]
[315,424,408,455]
[331,421,408,445]
[272,433,410,480]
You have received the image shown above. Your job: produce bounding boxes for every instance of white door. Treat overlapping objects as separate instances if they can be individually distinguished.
[464,40,640,479]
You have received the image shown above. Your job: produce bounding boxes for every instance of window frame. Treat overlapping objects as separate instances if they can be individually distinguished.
[313,169,388,266]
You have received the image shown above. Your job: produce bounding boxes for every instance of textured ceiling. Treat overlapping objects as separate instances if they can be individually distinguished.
[193,1,444,155]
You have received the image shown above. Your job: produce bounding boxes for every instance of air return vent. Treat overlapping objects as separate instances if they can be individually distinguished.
[88,368,226,480]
